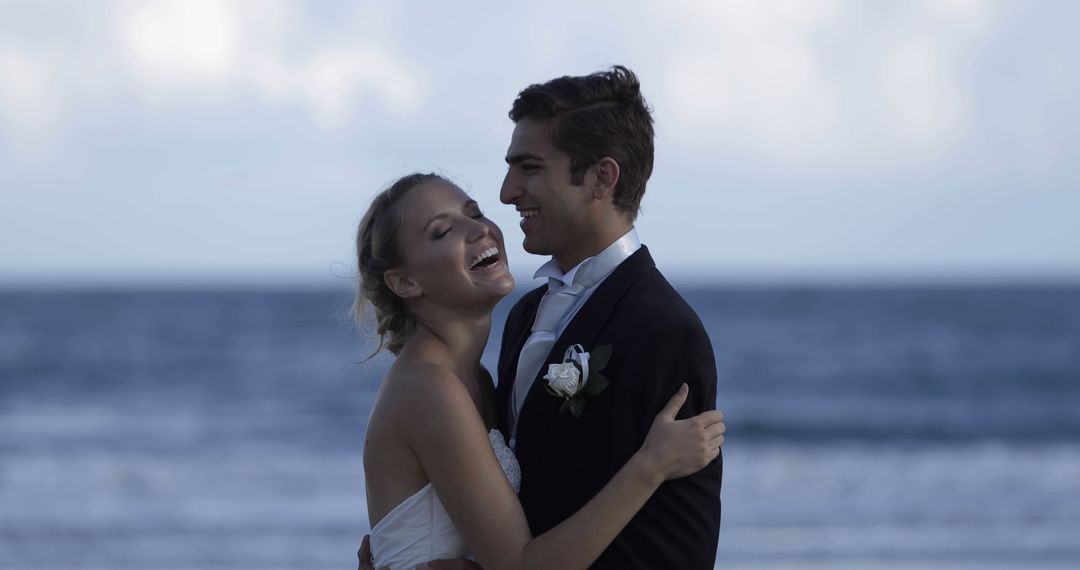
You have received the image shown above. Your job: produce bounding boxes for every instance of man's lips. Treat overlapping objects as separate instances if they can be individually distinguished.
[518,208,539,228]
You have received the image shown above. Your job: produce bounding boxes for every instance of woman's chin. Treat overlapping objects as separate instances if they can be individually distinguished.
[468,258,514,295]
[494,276,516,299]
[428,269,513,312]
[478,274,515,303]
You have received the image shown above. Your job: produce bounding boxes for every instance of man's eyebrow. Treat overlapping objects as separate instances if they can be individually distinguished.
[505,153,544,165]
[423,201,480,231]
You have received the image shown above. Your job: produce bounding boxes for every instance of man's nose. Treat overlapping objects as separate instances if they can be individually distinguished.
[500,172,520,204]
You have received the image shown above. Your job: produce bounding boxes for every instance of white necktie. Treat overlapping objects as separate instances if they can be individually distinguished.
[509,263,606,441]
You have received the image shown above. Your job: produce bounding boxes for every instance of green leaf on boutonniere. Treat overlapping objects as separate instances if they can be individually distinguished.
[590,345,613,371]
[569,397,586,418]
[559,399,571,414]
[584,372,609,396]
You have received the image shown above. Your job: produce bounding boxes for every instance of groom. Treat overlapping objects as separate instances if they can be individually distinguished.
[495,66,722,569]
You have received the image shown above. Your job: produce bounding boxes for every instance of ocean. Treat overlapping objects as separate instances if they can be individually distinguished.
[2,286,1079,569]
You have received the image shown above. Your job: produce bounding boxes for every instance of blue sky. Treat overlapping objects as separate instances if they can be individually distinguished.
[1,0,1077,286]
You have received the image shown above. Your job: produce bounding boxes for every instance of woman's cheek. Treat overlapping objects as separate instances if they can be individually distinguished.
[426,242,460,274]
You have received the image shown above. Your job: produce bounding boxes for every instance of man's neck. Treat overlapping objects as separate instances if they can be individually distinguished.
[553,222,634,273]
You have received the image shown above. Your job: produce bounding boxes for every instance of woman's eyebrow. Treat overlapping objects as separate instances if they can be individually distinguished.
[423,201,479,231]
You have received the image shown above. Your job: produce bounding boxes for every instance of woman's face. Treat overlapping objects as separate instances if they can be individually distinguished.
[392,180,515,311]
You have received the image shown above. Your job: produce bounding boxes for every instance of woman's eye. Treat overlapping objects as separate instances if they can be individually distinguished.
[434,228,451,239]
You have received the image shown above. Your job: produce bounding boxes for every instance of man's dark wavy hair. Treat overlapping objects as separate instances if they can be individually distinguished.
[508,65,654,220]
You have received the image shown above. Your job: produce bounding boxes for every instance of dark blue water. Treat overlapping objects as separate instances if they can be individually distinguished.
[2,287,1079,568]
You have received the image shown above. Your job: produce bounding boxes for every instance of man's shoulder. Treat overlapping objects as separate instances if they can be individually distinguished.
[620,267,705,329]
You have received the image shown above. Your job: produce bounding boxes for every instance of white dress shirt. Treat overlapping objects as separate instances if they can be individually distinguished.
[530,227,642,342]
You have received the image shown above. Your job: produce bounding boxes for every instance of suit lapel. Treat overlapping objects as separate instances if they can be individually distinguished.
[514,246,657,475]
[496,286,546,432]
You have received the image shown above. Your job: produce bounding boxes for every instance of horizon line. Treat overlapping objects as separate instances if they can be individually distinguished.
[3,270,1080,291]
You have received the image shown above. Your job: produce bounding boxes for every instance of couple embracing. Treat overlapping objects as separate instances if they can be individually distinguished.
[357,66,724,569]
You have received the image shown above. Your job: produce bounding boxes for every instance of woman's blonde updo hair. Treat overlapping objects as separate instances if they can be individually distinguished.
[354,173,444,356]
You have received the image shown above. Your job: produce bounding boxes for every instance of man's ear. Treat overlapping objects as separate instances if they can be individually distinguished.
[384,269,422,299]
[590,157,620,200]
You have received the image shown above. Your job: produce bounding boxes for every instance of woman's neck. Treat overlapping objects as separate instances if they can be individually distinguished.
[410,313,492,380]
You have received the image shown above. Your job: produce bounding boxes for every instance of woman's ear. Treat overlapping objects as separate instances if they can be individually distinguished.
[384,269,422,299]
[591,157,621,200]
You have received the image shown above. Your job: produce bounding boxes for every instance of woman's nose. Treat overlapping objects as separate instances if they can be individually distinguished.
[466,217,491,242]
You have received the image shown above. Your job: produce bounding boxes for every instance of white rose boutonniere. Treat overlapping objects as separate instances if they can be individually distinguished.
[543,343,612,417]
[544,362,581,398]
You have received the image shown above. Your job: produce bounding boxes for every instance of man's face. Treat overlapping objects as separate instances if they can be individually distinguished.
[500,118,593,263]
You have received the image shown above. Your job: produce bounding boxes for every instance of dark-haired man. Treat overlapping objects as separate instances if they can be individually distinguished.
[495,66,722,569]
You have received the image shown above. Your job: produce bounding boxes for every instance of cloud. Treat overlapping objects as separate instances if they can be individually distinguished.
[248,46,422,128]
[0,47,60,147]
[124,0,238,86]
[0,0,423,149]
[650,0,997,165]
[655,1,843,155]
[876,33,965,145]
[0,0,1004,158]
[120,0,422,124]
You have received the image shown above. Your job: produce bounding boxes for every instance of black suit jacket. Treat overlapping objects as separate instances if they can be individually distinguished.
[496,246,722,569]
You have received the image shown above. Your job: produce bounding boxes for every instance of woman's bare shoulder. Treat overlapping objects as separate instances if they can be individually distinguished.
[382,358,474,422]
[386,358,464,393]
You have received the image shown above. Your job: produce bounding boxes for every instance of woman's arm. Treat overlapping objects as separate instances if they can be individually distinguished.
[405,367,723,570]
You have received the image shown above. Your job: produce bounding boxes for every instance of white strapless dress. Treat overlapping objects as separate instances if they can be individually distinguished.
[370,429,521,570]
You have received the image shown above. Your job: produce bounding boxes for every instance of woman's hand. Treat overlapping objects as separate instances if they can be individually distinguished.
[636,383,725,483]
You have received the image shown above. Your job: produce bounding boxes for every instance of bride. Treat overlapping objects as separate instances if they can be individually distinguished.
[357,173,725,569]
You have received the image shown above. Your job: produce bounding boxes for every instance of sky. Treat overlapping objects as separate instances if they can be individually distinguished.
[1,0,1078,287]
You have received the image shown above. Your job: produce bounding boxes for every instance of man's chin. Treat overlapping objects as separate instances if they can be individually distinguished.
[521,237,552,256]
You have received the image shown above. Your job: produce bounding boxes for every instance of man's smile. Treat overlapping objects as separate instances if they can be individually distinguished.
[518,208,539,228]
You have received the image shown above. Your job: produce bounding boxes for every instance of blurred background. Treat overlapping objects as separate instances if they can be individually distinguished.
[2,0,1078,568]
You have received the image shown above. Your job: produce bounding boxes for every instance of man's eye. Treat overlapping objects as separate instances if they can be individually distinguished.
[521,164,539,173]
[471,211,485,219]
